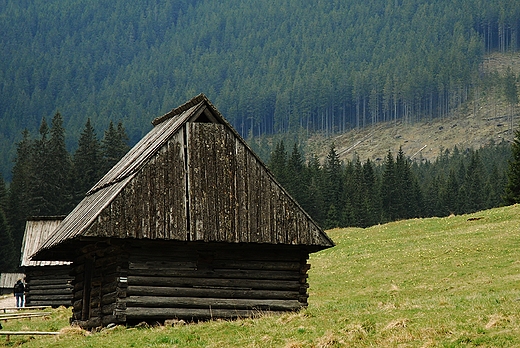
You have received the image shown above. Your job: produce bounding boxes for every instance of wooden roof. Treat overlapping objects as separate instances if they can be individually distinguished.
[21,216,71,266]
[0,273,25,289]
[34,94,333,261]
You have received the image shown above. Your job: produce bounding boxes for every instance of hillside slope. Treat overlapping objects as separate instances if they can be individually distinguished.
[308,52,520,163]
[3,204,520,347]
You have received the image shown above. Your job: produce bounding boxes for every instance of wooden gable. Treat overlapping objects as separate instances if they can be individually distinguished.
[34,94,333,261]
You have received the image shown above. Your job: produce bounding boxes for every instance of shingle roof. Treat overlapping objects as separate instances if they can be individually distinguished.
[20,216,71,266]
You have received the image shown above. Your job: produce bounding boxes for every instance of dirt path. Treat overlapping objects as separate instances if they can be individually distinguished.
[0,295,16,309]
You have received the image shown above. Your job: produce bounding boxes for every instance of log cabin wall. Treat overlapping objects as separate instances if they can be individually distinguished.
[70,244,129,329]
[71,240,311,329]
[121,241,310,323]
[24,265,73,307]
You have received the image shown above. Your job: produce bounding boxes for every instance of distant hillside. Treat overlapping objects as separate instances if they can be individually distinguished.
[307,52,520,164]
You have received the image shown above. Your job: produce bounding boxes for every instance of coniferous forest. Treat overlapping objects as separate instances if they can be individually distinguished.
[2,0,520,271]
[1,0,520,178]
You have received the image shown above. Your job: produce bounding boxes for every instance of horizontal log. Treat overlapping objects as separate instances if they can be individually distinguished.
[128,242,305,262]
[27,283,73,291]
[129,260,301,272]
[127,268,301,280]
[27,288,72,296]
[0,312,51,320]
[129,261,196,271]
[127,276,301,291]
[125,296,302,311]
[127,285,302,300]
[122,307,266,320]
[26,300,72,307]
[26,296,72,306]
[26,278,70,286]
[26,268,72,277]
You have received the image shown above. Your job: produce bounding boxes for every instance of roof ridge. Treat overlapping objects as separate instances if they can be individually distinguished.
[152,93,207,126]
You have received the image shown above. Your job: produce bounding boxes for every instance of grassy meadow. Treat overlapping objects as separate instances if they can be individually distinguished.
[1,204,520,347]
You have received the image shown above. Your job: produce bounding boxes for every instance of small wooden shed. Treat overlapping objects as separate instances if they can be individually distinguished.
[20,217,73,307]
[0,273,25,296]
[33,94,334,329]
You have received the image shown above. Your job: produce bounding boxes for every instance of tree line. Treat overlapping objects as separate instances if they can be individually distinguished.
[268,138,515,230]
[2,114,520,272]
[0,113,129,272]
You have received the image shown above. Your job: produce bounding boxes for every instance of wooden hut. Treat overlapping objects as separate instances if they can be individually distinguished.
[0,273,25,296]
[33,94,334,329]
[20,217,73,307]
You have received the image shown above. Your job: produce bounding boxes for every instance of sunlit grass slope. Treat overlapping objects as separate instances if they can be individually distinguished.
[2,204,520,347]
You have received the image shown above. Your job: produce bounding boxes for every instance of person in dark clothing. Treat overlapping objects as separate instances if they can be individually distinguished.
[13,279,25,308]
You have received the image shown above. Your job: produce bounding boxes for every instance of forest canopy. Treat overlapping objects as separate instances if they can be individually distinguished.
[1,0,520,179]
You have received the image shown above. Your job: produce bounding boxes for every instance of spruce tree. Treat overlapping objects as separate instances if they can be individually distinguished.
[462,151,485,213]
[73,118,102,202]
[0,209,16,272]
[363,158,380,226]
[29,117,53,215]
[0,176,16,271]
[268,140,289,187]
[48,112,72,214]
[323,144,344,227]
[504,127,520,204]
[440,169,460,215]
[7,129,33,258]
[101,121,130,174]
[305,154,325,226]
[380,150,397,222]
[286,143,305,205]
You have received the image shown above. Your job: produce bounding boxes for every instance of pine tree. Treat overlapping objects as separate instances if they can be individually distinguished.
[305,154,325,226]
[323,144,344,227]
[29,117,53,215]
[268,140,289,187]
[7,129,33,259]
[48,112,73,214]
[72,118,103,203]
[462,150,485,213]
[286,143,306,205]
[0,209,16,272]
[0,176,16,271]
[101,121,130,175]
[440,169,460,215]
[504,127,520,204]
[363,158,380,226]
[380,150,397,222]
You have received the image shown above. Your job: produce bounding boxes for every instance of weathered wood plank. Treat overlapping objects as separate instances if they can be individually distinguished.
[127,285,302,300]
[26,278,70,286]
[26,288,72,296]
[125,296,302,311]
[26,300,72,307]
[127,276,301,291]
[26,283,72,291]
[126,268,301,280]
[123,307,268,320]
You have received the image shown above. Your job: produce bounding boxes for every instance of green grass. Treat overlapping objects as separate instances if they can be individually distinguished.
[2,204,520,347]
